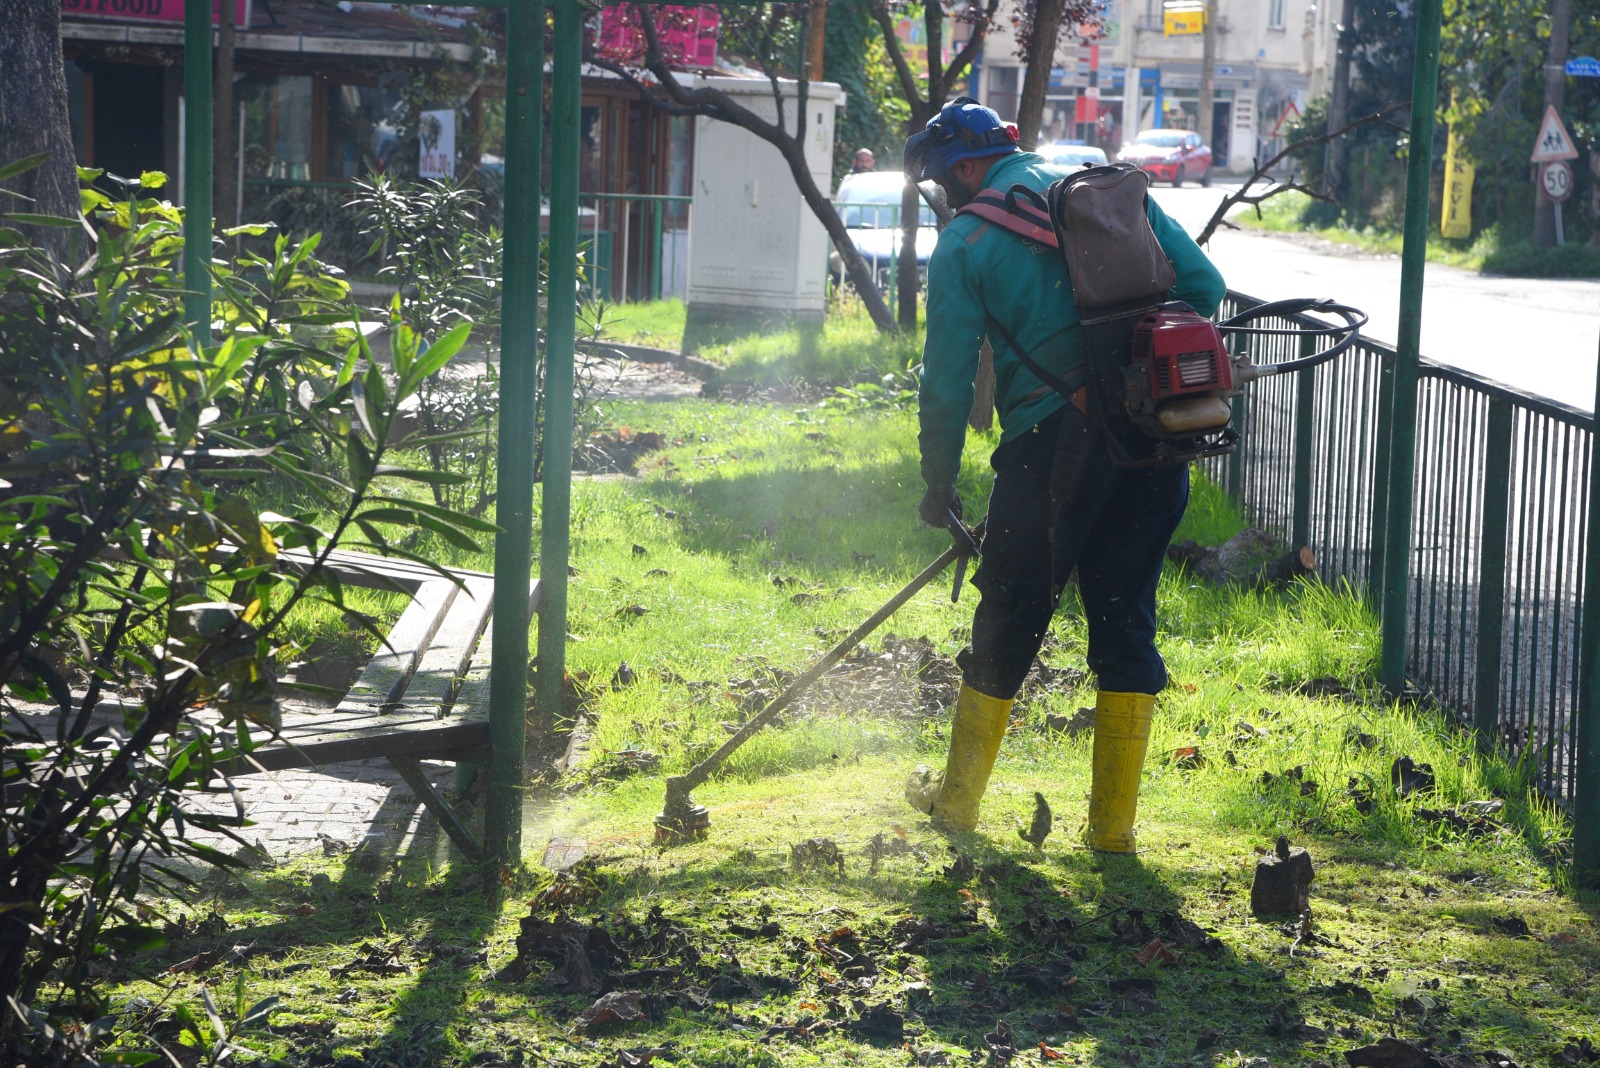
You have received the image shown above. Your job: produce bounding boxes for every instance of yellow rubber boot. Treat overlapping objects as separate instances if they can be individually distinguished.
[1086,690,1156,853]
[905,684,1013,832]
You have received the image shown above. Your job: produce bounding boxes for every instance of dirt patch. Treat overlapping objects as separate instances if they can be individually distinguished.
[577,427,671,474]
[725,635,1087,724]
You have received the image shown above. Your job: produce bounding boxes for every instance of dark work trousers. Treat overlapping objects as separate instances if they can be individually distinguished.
[957,406,1189,700]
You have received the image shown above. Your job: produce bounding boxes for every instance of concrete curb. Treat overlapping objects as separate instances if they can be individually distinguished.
[603,342,724,383]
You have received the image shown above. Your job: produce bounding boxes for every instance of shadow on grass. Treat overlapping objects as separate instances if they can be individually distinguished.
[901,842,1307,1064]
[129,782,510,1067]
[637,453,967,587]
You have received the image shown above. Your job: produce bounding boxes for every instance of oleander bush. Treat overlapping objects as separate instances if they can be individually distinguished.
[0,157,488,1065]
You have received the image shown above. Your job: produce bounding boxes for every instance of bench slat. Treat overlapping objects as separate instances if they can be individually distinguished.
[332,578,458,718]
[402,575,496,717]
[229,576,540,777]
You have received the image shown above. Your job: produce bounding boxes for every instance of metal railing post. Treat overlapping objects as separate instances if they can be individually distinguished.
[1226,324,1247,508]
[182,0,213,341]
[1378,0,1442,694]
[1473,396,1514,744]
[1575,342,1600,884]
[484,0,544,862]
[1369,356,1396,605]
[651,200,663,300]
[1291,331,1316,548]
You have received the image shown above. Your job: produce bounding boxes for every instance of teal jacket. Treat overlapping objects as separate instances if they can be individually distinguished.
[917,152,1227,494]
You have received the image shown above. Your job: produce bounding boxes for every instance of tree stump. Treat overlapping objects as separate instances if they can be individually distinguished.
[1168,528,1317,590]
[1251,835,1314,917]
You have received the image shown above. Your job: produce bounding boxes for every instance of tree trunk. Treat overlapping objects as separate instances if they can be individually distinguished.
[0,0,80,254]
[896,98,938,332]
[1016,0,1066,150]
[897,179,921,330]
[1533,0,1573,247]
[968,341,996,430]
[1323,0,1354,202]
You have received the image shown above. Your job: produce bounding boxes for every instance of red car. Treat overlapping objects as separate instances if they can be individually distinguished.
[1118,129,1213,186]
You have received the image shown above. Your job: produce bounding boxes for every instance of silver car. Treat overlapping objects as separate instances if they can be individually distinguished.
[1036,143,1109,170]
[830,171,939,291]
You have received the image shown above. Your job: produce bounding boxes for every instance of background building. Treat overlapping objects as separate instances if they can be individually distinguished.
[960,0,1340,173]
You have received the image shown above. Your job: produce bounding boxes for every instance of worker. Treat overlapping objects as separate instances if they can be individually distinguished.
[901,98,1225,851]
[851,147,877,174]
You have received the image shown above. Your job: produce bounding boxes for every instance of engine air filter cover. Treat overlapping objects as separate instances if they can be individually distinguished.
[1134,309,1232,400]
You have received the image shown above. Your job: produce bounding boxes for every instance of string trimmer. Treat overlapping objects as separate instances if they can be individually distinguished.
[654,514,983,841]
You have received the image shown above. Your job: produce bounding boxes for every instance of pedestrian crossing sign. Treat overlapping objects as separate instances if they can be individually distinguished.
[1530,105,1579,163]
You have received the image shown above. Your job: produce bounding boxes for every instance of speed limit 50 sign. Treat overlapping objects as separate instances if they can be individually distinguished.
[1540,161,1574,202]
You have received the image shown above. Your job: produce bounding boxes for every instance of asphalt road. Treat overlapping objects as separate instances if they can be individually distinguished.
[1146,179,1600,412]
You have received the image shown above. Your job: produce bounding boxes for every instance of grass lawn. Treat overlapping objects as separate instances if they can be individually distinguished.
[594,297,924,386]
[108,397,1597,1068]
[1234,190,1600,279]
[1234,191,1488,270]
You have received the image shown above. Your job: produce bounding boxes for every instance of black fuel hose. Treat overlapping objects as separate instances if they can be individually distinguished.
[1216,298,1369,377]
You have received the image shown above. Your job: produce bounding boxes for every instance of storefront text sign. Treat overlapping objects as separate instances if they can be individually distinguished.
[60,0,251,27]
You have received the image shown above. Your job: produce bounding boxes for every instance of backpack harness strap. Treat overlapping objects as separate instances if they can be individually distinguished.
[957,184,1083,403]
[957,186,1058,249]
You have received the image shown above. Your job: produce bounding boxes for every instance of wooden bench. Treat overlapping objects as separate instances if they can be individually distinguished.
[225,549,540,860]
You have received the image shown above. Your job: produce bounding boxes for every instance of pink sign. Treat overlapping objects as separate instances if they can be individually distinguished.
[598,5,719,70]
[61,0,251,27]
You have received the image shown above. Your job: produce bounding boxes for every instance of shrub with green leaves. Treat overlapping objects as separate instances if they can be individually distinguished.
[0,158,488,1065]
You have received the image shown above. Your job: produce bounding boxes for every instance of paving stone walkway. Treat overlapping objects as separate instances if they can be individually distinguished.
[211,355,694,862]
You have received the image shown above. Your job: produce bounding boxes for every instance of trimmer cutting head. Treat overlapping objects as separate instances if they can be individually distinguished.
[654,775,711,843]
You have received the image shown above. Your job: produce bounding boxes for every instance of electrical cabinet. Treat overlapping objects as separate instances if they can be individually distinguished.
[686,75,842,330]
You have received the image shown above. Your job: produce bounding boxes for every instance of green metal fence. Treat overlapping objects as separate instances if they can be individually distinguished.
[580,192,691,303]
[1208,291,1597,860]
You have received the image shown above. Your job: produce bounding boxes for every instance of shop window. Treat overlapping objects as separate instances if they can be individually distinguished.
[240,74,312,180]
[989,67,1019,123]
[64,61,89,164]
[580,104,604,192]
[328,83,404,178]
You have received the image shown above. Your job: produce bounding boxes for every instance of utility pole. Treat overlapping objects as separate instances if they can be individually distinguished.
[1197,0,1217,143]
[808,0,828,81]
[1324,0,1354,203]
[1533,0,1573,247]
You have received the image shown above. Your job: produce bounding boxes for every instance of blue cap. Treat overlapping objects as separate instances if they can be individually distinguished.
[903,97,1019,181]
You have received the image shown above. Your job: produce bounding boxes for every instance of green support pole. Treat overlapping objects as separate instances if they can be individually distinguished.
[484,0,544,862]
[536,0,580,735]
[182,0,213,340]
[1575,342,1600,885]
[1378,0,1442,694]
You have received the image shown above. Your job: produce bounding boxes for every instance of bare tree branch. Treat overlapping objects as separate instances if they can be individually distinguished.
[869,1,928,114]
[1194,105,1408,247]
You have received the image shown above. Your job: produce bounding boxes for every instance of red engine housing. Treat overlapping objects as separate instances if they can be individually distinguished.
[1131,308,1232,400]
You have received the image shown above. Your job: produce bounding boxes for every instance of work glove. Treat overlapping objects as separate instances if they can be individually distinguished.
[918,487,962,530]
